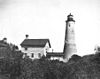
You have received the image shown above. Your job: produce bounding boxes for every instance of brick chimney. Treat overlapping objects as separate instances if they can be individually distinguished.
[25,34,29,39]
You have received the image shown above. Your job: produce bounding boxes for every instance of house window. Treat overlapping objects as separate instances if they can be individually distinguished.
[69,24,70,27]
[25,48,27,50]
[31,53,34,58]
[38,53,41,58]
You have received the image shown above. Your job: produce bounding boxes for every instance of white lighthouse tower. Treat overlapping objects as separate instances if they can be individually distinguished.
[63,13,77,61]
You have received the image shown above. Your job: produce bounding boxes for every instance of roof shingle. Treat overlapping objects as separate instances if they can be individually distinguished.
[20,39,51,48]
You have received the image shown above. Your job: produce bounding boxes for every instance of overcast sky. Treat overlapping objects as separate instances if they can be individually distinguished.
[0,0,100,56]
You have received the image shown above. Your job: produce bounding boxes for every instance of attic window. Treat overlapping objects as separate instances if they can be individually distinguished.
[25,48,27,50]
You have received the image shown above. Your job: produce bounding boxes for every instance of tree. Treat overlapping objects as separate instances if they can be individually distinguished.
[68,54,82,64]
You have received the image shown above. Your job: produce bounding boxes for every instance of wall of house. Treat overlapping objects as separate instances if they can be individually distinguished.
[21,47,44,59]
[21,42,50,59]
[44,42,50,56]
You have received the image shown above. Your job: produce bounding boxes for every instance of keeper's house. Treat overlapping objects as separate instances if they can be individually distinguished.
[20,35,51,59]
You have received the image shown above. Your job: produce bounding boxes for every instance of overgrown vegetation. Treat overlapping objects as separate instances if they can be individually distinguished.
[0,44,100,79]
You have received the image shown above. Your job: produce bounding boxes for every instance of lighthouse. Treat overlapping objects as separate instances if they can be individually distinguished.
[63,13,77,61]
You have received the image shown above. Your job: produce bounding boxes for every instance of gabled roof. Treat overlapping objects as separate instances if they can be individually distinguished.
[20,39,51,48]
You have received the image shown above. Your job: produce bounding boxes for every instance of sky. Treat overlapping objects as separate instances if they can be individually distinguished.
[0,0,100,56]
